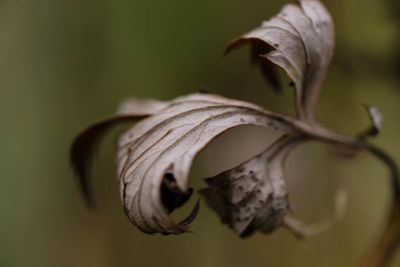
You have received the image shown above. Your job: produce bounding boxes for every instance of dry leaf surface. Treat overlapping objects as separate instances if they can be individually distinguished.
[115,93,299,233]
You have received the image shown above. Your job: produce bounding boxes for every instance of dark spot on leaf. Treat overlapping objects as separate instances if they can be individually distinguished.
[289,81,295,87]
[240,118,245,122]
[164,172,174,182]
[161,172,193,213]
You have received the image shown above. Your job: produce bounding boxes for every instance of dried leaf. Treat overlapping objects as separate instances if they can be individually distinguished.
[70,98,167,206]
[225,0,334,123]
[116,93,298,234]
[200,135,305,237]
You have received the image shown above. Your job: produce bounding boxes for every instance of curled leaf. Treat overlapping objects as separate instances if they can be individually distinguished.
[115,93,298,234]
[226,0,334,123]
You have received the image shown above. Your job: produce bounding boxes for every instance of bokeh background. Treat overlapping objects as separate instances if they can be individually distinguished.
[1,0,400,266]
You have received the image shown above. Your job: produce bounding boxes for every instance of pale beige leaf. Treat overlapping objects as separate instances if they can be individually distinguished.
[226,0,334,123]
[117,93,299,234]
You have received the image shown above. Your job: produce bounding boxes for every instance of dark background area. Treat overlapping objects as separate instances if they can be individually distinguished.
[1,0,400,266]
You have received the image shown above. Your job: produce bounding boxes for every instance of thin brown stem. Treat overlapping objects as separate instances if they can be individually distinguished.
[306,125,400,267]
[359,143,400,267]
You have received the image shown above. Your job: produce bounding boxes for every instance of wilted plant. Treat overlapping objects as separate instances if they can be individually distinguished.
[70,0,400,266]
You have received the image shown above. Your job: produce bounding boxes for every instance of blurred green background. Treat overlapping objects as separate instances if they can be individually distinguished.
[1,0,400,266]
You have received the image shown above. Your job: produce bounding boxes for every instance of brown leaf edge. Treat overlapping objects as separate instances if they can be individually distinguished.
[70,115,144,207]
[71,97,168,207]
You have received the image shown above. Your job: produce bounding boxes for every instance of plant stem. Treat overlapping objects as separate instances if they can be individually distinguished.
[312,126,400,267]
[280,115,400,266]
[359,143,400,267]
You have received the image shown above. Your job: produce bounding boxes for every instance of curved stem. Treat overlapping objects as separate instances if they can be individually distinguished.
[363,143,400,203]
[306,124,400,267]
[281,116,400,266]
[360,205,400,267]
[359,143,400,267]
